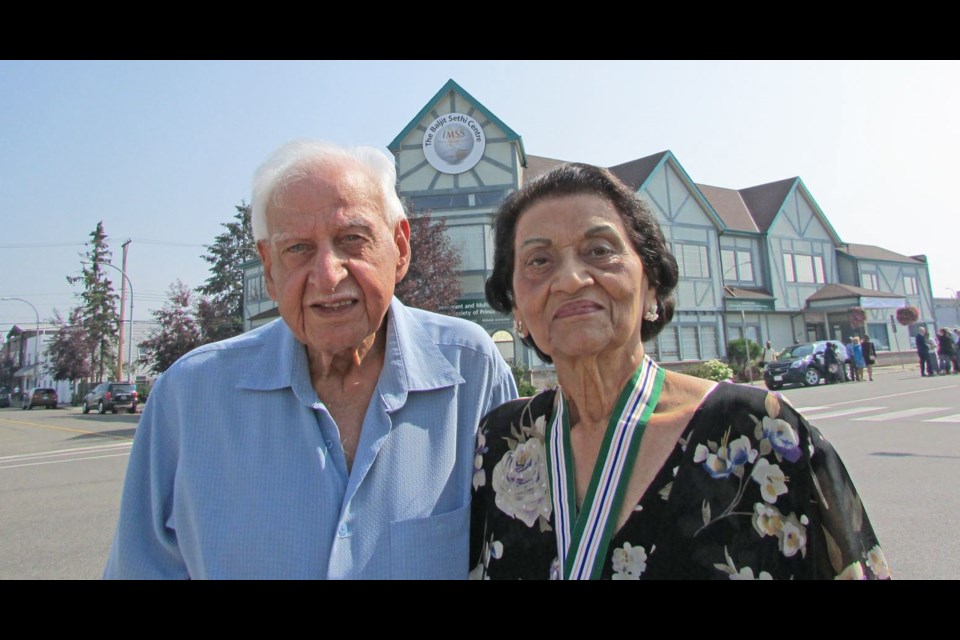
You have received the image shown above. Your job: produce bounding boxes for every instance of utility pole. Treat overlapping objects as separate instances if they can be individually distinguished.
[117,239,131,381]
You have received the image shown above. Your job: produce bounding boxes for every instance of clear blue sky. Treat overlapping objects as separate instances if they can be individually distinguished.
[1,60,957,336]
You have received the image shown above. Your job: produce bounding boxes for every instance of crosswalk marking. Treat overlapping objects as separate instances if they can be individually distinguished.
[922,413,960,423]
[853,407,949,422]
[803,407,887,420]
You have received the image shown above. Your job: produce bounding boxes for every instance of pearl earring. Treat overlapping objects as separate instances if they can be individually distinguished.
[516,321,525,338]
[643,302,659,323]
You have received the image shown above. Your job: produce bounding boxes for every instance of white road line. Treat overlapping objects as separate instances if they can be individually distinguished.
[804,407,887,420]
[0,452,130,470]
[923,413,960,423]
[793,406,830,413]
[805,406,888,420]
[853,407,949,422]
[0,442,131,463]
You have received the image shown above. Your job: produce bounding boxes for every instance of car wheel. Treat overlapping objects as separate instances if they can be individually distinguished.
[82,401,90,414]
[765,381,783,390]
[98,400,106,415]
[112,407,118,414]
[803,367,822,387]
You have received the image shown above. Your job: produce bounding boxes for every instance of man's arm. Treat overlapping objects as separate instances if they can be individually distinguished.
[103,375,190,579]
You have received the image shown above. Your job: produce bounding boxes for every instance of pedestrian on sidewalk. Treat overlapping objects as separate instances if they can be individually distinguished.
[851,336,866,381]
[862,334,877,381]
[917,327,932,377]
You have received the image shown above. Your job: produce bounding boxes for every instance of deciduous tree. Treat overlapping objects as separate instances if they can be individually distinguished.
[139,280,203,375]
[45,306,93,384]
[394,209,462,313]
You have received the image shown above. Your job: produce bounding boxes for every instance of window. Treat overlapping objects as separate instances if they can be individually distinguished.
[657,326,680,361]
[721,249,754,282]
[409,193,470,211]
[866,323,890,351]
[862,272,879,291]
[491,330,515,364]
[904,275,919,295]
[245,274,266,303]
[673,243,710,279]
[783,253,825,284]
[446,224,488,270]
[783,254,795,283]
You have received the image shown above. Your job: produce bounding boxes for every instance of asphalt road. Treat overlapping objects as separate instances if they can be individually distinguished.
[1,363,956,579]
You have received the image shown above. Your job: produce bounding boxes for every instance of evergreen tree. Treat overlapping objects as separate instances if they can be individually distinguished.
[45,306,93,384]
[67,221,119,382]
[139,280,203,375]
[394,209,462,313]
[197,203,255,342]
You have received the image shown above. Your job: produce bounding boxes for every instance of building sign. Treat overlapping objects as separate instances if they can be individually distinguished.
[724,298,776,312]
[439,298,512,327]
[422,113,485,174]
[861,296,906,309]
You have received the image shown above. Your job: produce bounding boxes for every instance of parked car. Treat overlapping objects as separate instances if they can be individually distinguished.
[763,340,853,390]
[82,382,139,414]
[0,387,11,408]
[22,387,58,409]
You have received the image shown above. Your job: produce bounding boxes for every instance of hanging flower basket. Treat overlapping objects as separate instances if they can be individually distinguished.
[847,306,866,329]
[895,305,920,326]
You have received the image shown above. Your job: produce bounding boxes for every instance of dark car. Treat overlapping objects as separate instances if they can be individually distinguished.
[763,340,853,390]
[22,387,58,409]
[82,382,139,414]
[0,387,10,408]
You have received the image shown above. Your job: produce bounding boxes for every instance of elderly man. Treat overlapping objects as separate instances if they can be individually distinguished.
[104,140,518,579]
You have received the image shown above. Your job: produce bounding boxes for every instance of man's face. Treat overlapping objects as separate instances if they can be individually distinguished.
[258,163,410,360]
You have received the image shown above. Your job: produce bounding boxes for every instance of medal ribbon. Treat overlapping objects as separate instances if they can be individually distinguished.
[545,355,665,580]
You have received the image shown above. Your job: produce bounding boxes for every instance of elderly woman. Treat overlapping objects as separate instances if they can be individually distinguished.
[469,163,889,580]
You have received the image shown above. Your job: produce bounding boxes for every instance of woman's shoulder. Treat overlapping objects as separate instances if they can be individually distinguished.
[478,388,557,438]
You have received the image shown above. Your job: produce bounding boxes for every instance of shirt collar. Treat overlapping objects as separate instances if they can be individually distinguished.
[237,298,464,411]
[378,297,465,412]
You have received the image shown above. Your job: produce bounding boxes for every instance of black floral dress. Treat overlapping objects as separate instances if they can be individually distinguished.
[469,382,890,580]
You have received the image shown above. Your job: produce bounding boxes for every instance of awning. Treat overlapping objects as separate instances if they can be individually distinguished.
[13,363,38,377]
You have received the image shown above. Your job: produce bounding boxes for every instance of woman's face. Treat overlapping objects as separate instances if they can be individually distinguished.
[511,193,655,362]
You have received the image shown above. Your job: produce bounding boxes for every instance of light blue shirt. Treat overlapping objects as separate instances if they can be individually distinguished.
[104,298,517,579]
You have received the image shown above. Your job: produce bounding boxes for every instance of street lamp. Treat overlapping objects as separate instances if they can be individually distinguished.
[1,297,40,389]
[82,261,134,382]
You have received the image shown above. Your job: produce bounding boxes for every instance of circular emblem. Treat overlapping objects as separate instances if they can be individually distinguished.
[422,112,486,174]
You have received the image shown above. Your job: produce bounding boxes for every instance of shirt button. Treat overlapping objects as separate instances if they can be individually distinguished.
[337,524,349,537]
[325,440,334,449]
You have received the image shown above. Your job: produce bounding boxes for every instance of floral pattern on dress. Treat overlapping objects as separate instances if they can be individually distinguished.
[611,542,648,579]
[469,384,891,580]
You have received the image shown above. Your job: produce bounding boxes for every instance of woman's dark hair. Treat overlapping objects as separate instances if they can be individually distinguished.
[485,162,679,363]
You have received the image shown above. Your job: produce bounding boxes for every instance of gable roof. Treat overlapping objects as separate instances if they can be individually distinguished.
[388,79,526,166]
[838,243,925,265]
[523,154,569,184]
[806,283,903,301]
[737,177,798,233]
[698,184,758,233]
[608,152,669,191]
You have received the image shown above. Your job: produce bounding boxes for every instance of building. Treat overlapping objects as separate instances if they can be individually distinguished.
[241,79,936,377]
[2,324,71,403]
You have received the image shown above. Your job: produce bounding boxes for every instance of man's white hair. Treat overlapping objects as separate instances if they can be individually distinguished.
[251,139,406,242]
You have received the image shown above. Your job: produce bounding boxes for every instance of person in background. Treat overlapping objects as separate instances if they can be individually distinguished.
[861,334,877,381]
[471,162,889,580]
[104,139,518,579]
[937,328,956,375]
[916,326,932,377]
[851,336,866,382]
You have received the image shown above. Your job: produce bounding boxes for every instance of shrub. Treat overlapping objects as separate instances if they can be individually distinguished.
[727,338,762,367]
[685,359,734,382]
[511,364,538,397]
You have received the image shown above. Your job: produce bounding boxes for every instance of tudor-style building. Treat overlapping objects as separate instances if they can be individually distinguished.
[241,79,936,375]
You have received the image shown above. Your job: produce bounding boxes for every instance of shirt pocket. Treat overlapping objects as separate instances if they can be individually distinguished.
[389,501,470,579]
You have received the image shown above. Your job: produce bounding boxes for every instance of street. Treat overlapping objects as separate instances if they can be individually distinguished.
[1,363,957,579]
